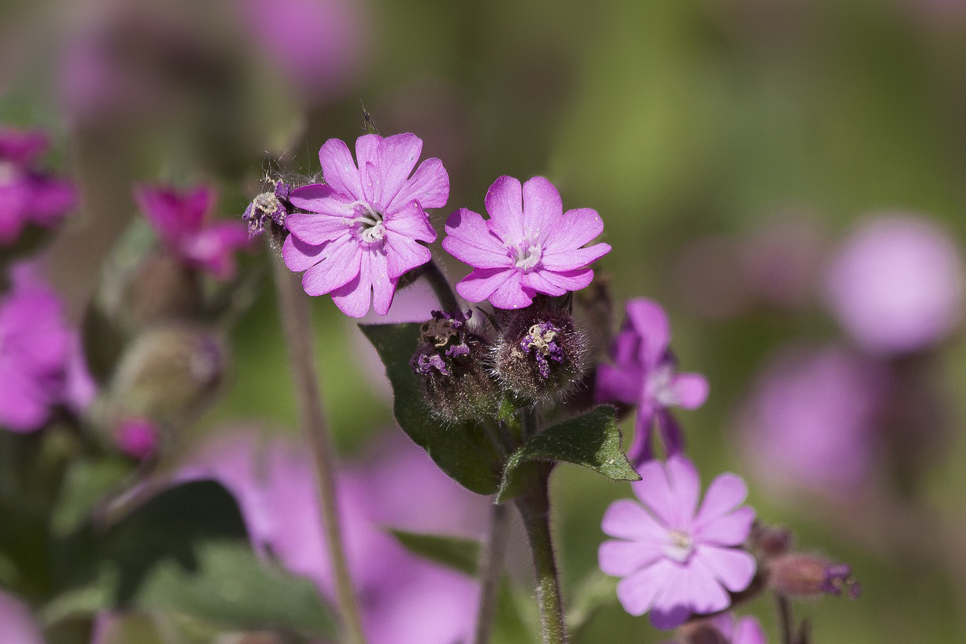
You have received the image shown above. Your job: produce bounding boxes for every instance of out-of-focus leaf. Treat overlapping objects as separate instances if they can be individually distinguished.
[565,569,619,635]
[389,529,482,577]
[497,406,639,502]
[134,542,338,639]
[359,323,504,495]
[51,458,134,538]
[493,579,538,644]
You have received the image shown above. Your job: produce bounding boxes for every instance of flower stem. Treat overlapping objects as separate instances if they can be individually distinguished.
[420,258,460,312]
[776,592,794,644]
[271,256,367,644]
[473,502,510,644]
[516,469,567,644]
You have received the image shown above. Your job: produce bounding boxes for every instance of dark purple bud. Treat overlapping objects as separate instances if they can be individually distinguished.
[749,522,794,558]
[768,553,860,599]
[243,179,292,238]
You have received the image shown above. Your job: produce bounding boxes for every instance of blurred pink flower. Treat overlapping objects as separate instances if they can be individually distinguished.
[134,185,251,280]
[0,267,71,432]
[283,133,449,318]
[825,215,965,355]
[237,0,367,105]
[596,298,709,465]
[115,417,159,460]
[444,176,611,309]
[0,590,44,644]
[599,456,757,629]
[738,345,887,496]
[0,127,77,245]
[712,613,768,644]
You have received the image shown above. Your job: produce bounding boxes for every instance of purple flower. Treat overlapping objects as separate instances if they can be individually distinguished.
[0,127,77,245]
[443,176,611,309]
[711,614,768,644]
[738,345,886,497]
[595,298,709,465]
[0,590,44,644]
[825,215,965,355]
[135,185,252,280]
[115,417,160,460]
[283,133,449,318]
[0,267,71,432]
[599,456,757,629]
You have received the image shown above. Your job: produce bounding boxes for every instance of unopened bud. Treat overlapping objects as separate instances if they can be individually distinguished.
[115,417,160,460]
[123,252,203,327]
[768,553,860,599]
[679,621,729,644]
[410,310,499,422]
[492,303,587,401]
[749,522,794,558]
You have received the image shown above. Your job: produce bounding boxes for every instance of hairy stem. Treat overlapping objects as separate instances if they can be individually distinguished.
[776,593,794,644]
[271,257,367,644]
[516,470,566,644]
[473,502,510,644]
[420,258,460,312]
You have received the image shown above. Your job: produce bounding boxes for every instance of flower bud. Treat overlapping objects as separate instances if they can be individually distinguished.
[748,522,794,558]
[123,252,203,328]
[492,303,588,401]
[115,417,160,460]
[243,179,292,242]
[409,310,499,422]
[768,553,860,599]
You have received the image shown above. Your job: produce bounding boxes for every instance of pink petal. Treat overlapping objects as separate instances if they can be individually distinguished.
[319,138,364,200]
[521,176,562,238]
[443,209,512,269]
[625,298,671,370]
[355,134,381,170]
[389,157,450,213]
[599,539,663,577]
[289,183,355,217]
[360,161,381,205]
[487,270,535,310]
[530,268,594,293]
[330,249,373,318]
[656,409,685,457]
[601,499,667,542]
[631,459,675,527]
[666,456,700,528]
[369,249,397,315]
[693,474,749,531]
[541,242,611,271]
[695,506,755,547]
[300,235,362,296]
[283,234,327,272]
[520,270,568,297]
[627,407,656,465]
[672,372,710,409]
[375,133,422,210]
[595,363,644,405]
[0,364,52,432]
[734,616,768,644]
[0,129,49,163]
[384,200,436,244]
[696,545,756,592]
[385,233,432,280]
[286,211,354,247]
[455,268,515,304]
[483,176,525,242]
[649,559,728,628]
[180,222,251,280]
[544,208,605,251]
[134,186,190,243]
[29,178,77,223]
[615,559,677,616]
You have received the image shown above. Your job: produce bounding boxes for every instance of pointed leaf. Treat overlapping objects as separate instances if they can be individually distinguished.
[389,529,482,576]
[497,406,639,502]
[359,323,503,495]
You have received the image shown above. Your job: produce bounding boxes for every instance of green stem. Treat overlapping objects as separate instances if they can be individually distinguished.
[271,256,367,644]
[473,502,510,644]
[420,259,460,312]
[516,471,566,644]
[776,593,794,644]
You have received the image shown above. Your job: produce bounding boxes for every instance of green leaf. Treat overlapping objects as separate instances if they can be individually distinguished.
[389,529,481,576]
[135,542,338,639]
[51,457,134,538]
[497,406,640,502]
[359,323,504,495]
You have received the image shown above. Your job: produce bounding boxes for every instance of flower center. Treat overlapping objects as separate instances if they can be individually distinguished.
[647,363,679,407]
[512,242,543,272]
[664,530,695,563]
[350,201,387,244]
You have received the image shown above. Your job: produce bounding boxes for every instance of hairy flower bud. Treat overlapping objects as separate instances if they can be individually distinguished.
[492,302,588,401]
[243,179,292,241]
[410,310,499,421]
[768,553,860,599]
[748,522,794,558]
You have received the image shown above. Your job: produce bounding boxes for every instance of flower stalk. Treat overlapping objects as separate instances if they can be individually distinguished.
[271,253,367,644]
[473,502,510,644]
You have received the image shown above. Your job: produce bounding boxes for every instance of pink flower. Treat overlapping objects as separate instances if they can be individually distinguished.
[595,298,709,465]
[443,176,611,309]
[115,417,160,460]
[599,456,757,629]
[283,133,449,318]
[0,127,77,245]
[712,614,768,644]
[134,185,251,280]
[0,590,44,644]
[0,267,71,432]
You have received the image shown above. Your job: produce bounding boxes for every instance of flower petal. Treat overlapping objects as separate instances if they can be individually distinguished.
[384,200,436,244]
[526,268,594,294]
[443,209,512,269]
[483,176,525,242]
[375,133,422,210]
[385,233,432,280]
[0,363,53,432]
[630,459,675,527]
[286,211,354,247]
[599,539,663,577]
[283,234,326,272]
[455,268,514,304]
[734,616,768,644]
[627,405,656,466]
[595,363,644,406]
[544,208,605,251]
[665,455,700,529]
[615,559,677,616]
[389,157,449,213]
[319,138,363,200]
[369,248,397,316]
[520,270,568,297]
[656,410,685,458]
[697,545,757,592]
[330,249,372,318]
[694,506,755,547]
[693,473,749,531]
[541,242,611,272]
[29,178,77,223]
[180,222,252,280]
[672,372,710,409]
[300,236,362,296]
[289,183,354,216]
[625,299,671,370]
[355,134,382,170]
[601,499,667,542]
[487,270,535,310]
[522,176,562,238]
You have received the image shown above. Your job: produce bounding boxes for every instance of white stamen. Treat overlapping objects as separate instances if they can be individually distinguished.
[663,530,695,563]
[513,243,543,271]
[361,220,386,243]
[648,363,679,407]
